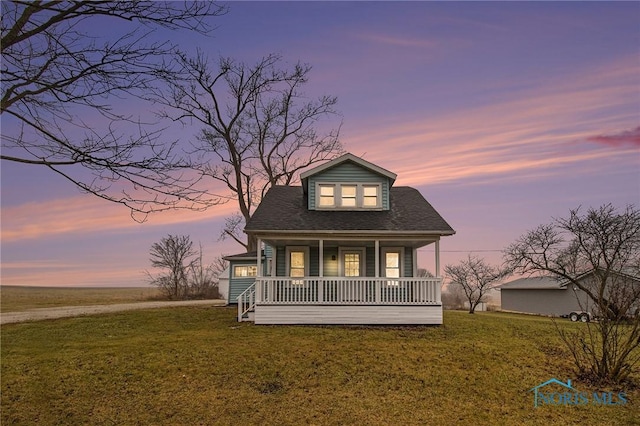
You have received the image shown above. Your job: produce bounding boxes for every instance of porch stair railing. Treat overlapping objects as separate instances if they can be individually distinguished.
[237,283,256,322]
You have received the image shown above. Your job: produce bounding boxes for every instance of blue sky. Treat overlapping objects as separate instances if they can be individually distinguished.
[2,1,639,286]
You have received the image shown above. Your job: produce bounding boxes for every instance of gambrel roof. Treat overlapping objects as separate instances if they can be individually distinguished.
[245,185,455,234]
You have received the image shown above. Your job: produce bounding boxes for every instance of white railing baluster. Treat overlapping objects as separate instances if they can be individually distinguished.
[252,277,442,305]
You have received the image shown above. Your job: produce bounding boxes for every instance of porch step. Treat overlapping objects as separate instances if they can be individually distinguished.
[241,311,255,322]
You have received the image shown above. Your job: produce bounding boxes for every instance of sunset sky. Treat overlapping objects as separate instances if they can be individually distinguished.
[2,1,639,287]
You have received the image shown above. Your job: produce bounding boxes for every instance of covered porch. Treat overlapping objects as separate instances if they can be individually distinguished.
[237,234,445,325]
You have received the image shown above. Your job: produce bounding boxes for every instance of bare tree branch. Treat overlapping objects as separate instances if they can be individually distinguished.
[505,204,640,318]
[147,234,196,300]
[504,204,640,384]
[153,52,343,250]
[1,1,227,215]
[445,255,510,314]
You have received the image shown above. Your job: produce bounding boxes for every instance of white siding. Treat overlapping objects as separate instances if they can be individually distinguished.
[217,266,230,302]
[254,305,442,325]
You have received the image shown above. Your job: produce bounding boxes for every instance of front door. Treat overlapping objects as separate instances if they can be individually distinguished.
[340,249,365,277]
[338,248,367,302]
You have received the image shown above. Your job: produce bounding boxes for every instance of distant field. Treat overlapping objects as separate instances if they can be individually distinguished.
[0,286,161,313]
[1,309,638,425]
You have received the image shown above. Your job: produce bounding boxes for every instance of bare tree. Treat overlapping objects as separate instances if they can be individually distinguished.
[154,53,343,250]
[444,255,510,314]
[504,204,640,384]
[148,234,196,300]
[210,254,230,283]
[504,204,640,319]
[417,268,434,278]
[441,283,466,310]
[187,245,226,299]
[1,1,226,216]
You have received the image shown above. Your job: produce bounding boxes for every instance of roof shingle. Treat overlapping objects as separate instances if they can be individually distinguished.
[245,186,455,234]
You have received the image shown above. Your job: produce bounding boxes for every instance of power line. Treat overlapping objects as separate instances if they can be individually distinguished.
[417,249,503,253]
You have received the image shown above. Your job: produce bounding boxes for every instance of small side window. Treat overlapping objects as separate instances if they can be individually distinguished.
[234,265,257,277]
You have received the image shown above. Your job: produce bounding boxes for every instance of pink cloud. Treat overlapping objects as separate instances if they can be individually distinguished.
[586,127,640,148]
[0,261,147,287]
[1,196,239,242]
[357,32,439,48]
[342,56,639,187]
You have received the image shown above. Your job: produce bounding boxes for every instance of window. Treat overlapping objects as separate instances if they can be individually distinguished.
[290,251,305,278]
[382,248,403,286]
[315,183,382,209]
[234,265,257,277]
[341,185,357,207]
[287,247,309,285]
[344,253,361,276]
[385,252,400,278]
[339,248,365,277]
[363,185,379,207]
[318,185,335,207]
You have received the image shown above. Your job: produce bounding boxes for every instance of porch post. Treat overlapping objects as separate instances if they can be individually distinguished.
[256,238,262,303]
[435,239,440,277]
[375,240,381,303]
[319,239,324,277]
[271,245,277,277]
[412,248,418,276]
[318,239,324,302]
[374,240,379,277]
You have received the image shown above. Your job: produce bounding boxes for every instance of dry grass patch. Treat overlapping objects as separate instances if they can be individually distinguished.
[0,286,161,312]
[1,309,638,425]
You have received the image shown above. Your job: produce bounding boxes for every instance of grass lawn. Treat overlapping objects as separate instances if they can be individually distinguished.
[1,308,638,425]
[0,286,161,312]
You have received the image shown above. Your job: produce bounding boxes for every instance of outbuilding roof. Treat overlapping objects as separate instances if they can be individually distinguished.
[223,251,263,261]
[499,276,565,290]
[245,185,455,234]
[499,270,640,291]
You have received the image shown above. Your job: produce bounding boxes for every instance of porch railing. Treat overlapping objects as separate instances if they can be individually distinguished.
[237,283,256,322]
[255,277,441,305]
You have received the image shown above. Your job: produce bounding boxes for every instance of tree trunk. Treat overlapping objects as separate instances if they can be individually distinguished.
[246,235,257,253]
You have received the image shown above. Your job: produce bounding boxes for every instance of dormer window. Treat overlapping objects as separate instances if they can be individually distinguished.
[363,185,379,207]
[316,183,381,210]
[341,185,357,207]
[318,185,335,207]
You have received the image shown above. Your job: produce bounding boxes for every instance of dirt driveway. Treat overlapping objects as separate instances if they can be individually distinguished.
[0,299,227,325]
